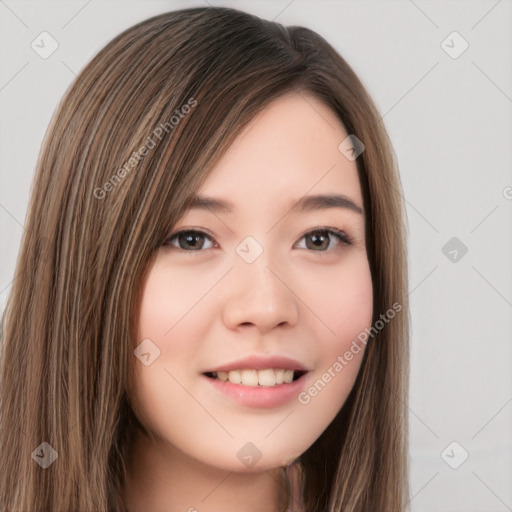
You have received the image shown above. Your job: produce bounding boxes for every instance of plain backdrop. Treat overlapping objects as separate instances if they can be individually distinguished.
[0,1,511,511]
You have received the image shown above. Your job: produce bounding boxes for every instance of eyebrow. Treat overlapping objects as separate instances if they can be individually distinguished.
[188,193,364,215]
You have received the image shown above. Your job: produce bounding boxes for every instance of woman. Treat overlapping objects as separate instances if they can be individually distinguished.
[0,6,410,512]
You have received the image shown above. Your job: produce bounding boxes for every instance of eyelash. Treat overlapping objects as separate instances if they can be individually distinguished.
[162,227,353,252]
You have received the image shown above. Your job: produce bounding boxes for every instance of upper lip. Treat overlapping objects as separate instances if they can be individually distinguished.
[203,355,310,373]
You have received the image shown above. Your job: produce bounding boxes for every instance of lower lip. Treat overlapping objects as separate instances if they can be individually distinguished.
[203,373,308,409]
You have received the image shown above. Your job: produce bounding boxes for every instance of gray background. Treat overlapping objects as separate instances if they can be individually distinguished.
[0,1,511,510]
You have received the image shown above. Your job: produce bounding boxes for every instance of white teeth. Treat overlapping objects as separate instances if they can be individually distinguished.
[212,368,300,386]
[257,368,276,386]
[217,371,228,381]
[228,370,241,384]
[283,369,294,383]
[241,369,259,386]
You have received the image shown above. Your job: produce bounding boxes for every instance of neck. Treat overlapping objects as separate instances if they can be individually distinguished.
[122,428,288,512]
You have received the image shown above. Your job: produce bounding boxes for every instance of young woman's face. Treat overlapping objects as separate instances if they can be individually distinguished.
[130,92,373,472]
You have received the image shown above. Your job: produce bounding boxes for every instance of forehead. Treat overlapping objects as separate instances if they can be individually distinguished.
[192,92,364,216]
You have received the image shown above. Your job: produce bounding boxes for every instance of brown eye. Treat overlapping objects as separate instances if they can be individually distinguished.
[164,230,215,251]
[298,228,352,252]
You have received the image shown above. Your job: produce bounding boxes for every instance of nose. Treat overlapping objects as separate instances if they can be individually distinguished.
[221,252,299,335]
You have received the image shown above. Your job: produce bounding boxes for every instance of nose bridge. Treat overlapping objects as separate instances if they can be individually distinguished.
[222,237,299,332]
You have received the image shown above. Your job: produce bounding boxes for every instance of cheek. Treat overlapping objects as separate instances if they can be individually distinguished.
[129,264,199,427]
[319,256,373,386]
[285,255,373,440]
[136,263,195,341]
[297,253,373,347]
[328,260,373,330]
[134,256,220,359]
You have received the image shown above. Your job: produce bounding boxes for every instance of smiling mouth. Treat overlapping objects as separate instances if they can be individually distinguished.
[203,369,307,387]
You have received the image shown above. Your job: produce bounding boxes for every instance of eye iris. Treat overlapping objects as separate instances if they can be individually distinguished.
[307,230,329,251]
[170,229,344,251]
[180,232,203,250]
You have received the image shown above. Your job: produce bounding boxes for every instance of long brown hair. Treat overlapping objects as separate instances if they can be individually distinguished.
[0,7,410,511]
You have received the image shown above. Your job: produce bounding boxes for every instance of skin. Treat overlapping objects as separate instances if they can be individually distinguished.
[123,91,373,512]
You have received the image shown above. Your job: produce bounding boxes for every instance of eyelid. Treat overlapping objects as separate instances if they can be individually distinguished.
[163,226,353,250]
[164,227,217,249]
[303,226,353,246]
